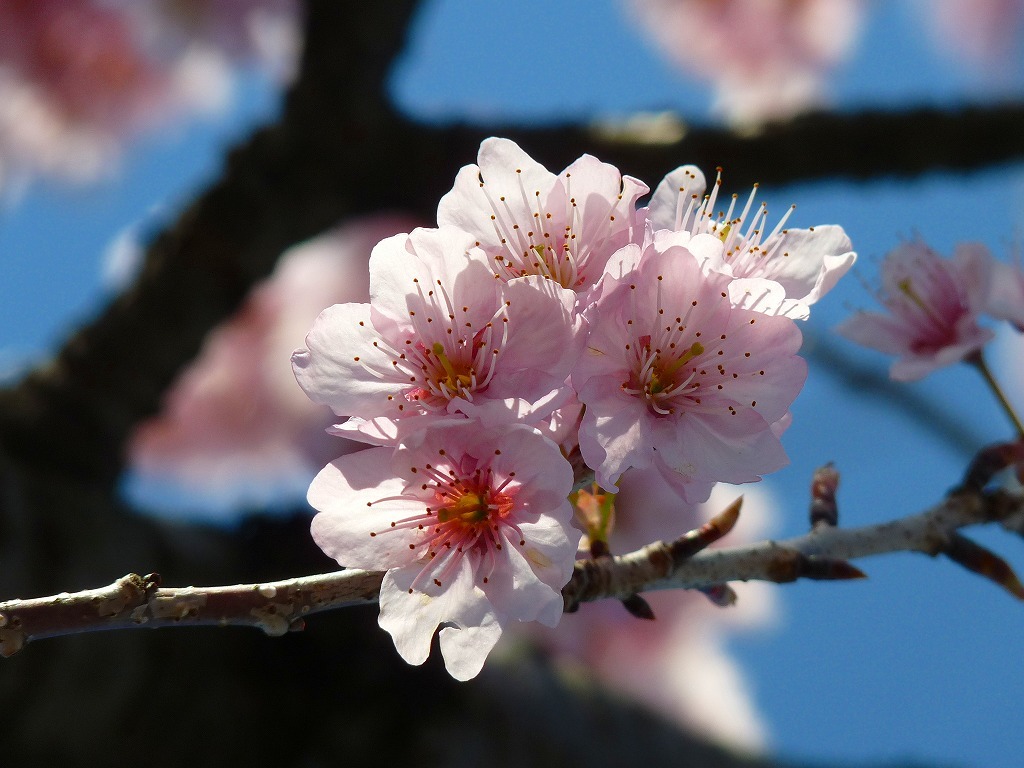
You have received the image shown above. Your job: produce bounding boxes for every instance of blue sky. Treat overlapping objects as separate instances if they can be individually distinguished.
[2,1,1024,765]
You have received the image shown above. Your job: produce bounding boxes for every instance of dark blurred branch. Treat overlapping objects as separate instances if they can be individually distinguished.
[1,9,1024,488]
[0,0,424,486]
[483,101,1024,191]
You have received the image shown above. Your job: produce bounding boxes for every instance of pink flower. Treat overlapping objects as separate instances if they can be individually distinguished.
[0,0,165,185]
[624,0,864,124]
[918,0,1024,75]
[309,419,580,680]
[572,234,806,500]
[292,226,581,436]
[647,165,856,319]
[127,216,417,516]
[837,240,996,381]
[135,0,301,79]
[987,258,1024,332]
[437,137,648,297]
[0,0,299,189]
[0,1,167,123]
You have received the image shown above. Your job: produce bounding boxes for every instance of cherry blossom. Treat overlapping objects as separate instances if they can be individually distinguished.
[308,419,580,680]
[837,240,996,381]
[0,0,298,191]
[292,225,581,436]
[916,0,1024,76]
[986,257,1024,332]
[572,233,806,500]
[130,0,301,80]
[127,216,417,517]
[624,0,864,124]
[288,139,848,682]
[0,0,167,187]
[647,165,856,319]
[437,137,648,298]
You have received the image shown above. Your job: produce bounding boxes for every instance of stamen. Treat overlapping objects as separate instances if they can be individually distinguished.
[662,341,705,377]
[432,342,462,385]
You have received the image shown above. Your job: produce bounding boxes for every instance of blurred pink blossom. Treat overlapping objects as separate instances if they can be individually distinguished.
[521,473,779,751]
[917,0,1024,75]
[0,0,299,189]
[624,0,864,124]
[837,240,996,381]
[132,0,301,79]
[0,0,166,186]
[126,215,418,517]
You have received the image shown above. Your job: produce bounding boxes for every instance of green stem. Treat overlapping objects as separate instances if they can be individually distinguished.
[970,352,1024,439]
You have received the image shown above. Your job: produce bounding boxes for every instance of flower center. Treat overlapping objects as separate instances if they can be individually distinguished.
[481,169,633,292]
[649,340,705,394]
[366,454,522,593]
[887,254,965,347]
[426,462,516,540]
[359,285,509,412]
[624,334,705,415]
[436,490,491,524]
[430,341,475,394]
[673,168,796,279]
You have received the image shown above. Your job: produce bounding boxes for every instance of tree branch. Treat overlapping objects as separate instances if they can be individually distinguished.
[4,485,1021,655]
[0,570,382,656]
[440,101,1024,192]
[567,489,1024,608]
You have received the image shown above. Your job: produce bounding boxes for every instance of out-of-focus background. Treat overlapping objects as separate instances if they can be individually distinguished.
[2,1,1023,766]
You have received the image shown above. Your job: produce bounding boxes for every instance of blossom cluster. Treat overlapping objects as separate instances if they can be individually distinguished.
[293,137,856,680]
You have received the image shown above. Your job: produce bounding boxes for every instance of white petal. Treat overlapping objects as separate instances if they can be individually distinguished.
[291,302,395,416]
[437,614,503,681]
[379,557,499,677]
[648,165,708,232]
[369,227,496,331]
[308,449,425,570]
[766,225,855,303]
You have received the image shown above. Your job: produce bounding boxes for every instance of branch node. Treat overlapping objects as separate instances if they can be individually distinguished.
[669,496,742,562]
[699,584,738,607]
[799,556,868,581]
[810,462,840,529]
[943,532,1024,600]
[955,440,1024,495]
[620,594,655,620]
